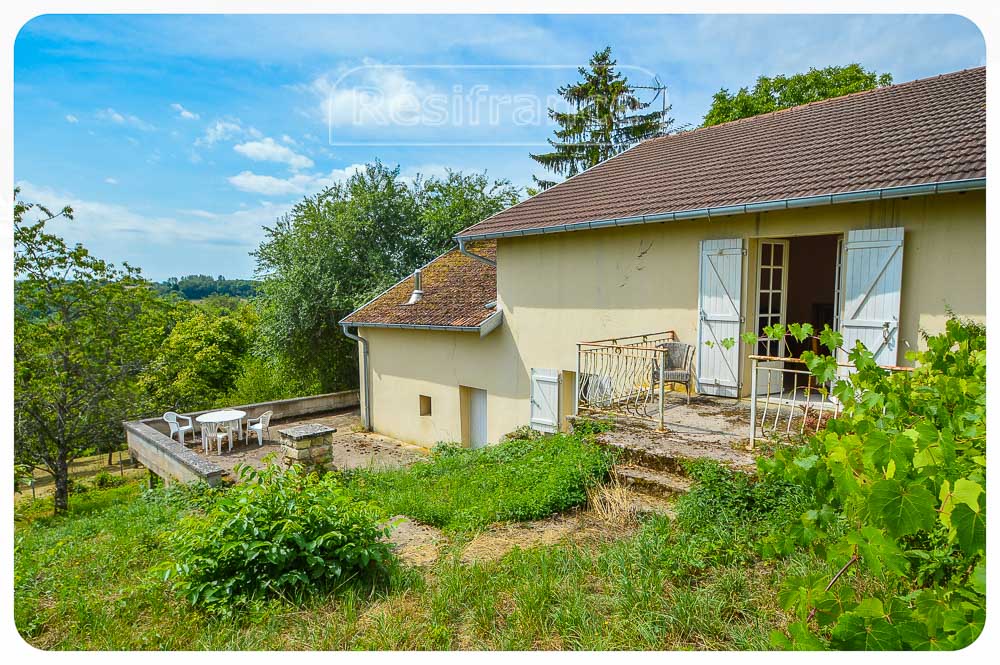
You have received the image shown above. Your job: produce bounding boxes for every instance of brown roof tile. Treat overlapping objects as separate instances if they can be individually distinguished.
[458,67,985,239]
[340,241,497,328]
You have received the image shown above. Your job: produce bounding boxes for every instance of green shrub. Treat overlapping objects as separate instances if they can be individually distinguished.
[571,417,615,436]
[347,433,614,532]
[499,424,543,443]
[163,462,393,612]
[92,470,126,489]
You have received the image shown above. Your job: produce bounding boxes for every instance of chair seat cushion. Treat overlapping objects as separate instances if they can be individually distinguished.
[657,370,691,383]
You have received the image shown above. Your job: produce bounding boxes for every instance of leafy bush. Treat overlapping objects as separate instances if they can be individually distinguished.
[755,317,985,650]
[346,433,614,532]
[499,424,543,443]
[163,462,393,612]
[92,470,126,489]
[672,461,811,567]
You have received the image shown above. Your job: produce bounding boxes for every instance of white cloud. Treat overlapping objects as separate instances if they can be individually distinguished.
[306,63,437,127]
[228,164,365,196]
[65,114,79,123]
[280,134,297,145]
[95,107,154,131]
[194,119,245,147]
[104,177,118,185]
[233,137,313,170]
[227,171,314,196]
[15,180,290,279]
[170,102,200,120]
[177,209,218,219]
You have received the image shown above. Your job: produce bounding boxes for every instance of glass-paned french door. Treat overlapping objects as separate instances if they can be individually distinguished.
[756,239,789,357]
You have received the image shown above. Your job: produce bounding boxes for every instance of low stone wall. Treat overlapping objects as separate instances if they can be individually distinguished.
[138,390,360,437]
[125,389,359,485]
[124,421,224,486]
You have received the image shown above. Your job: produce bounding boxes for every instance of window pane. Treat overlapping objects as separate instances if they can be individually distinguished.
[771,293,781,315]
[771,267,783,290]
[758,267,770,291]
[773,243,784,265]
[761,243,772,265]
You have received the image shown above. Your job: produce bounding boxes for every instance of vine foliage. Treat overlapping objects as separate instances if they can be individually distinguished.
[741,318,985,649]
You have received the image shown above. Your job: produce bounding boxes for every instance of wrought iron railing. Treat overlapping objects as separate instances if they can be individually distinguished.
[576,330,677,429]
[748,354,912,449]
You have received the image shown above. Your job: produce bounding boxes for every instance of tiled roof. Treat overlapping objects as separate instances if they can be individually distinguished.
[457,67,986,239]
[340,241,497,329]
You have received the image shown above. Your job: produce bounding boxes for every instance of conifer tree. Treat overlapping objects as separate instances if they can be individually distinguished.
[530,47,671,189]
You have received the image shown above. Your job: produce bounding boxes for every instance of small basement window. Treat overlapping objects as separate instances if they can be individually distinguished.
[419,395,432,416]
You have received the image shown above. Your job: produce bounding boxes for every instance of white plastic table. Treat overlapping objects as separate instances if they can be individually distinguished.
[196,409,246,440]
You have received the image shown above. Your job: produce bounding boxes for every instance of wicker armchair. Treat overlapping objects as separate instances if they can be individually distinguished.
[650,342,695,404]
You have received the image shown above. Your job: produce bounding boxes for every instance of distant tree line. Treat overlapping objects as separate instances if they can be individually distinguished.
[154,274,259,300]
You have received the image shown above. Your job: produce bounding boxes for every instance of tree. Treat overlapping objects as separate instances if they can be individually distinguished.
[138,303,254,412]
[253,162,519,392]
[703,64,893,126]
[14,189,167,513]
[530,46,671,189]
[415,169,519,259]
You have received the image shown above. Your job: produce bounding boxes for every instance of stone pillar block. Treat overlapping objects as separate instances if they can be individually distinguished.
[277,424,337,469]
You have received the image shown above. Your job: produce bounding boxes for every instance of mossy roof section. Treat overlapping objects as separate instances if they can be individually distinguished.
[341,240,497,328]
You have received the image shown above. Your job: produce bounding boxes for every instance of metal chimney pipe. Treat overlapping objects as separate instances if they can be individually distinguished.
[406,269,424,305]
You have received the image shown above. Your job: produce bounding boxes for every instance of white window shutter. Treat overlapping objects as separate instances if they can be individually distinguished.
[697,238,744,397]
[840,228,904,367]
[529,368,560,433]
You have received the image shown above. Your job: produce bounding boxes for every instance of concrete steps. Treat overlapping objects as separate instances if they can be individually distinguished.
[595,426,758,476]
[613,465,693,498]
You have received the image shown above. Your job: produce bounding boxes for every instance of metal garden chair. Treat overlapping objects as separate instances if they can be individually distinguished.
[650,341,695,404]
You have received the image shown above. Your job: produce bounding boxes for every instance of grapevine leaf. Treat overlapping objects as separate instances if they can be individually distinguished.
[970,560,986,595]
[845,527,908,577]
[789,322,813,342]
[951,503,986,555]
[830,613,901,650]
[771,621,827,650]
[819,325,843,354]
[868,479,936,538]
[862,430,913,476]
[951,478,983,512]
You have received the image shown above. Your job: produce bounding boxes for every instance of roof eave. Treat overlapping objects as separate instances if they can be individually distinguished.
[342,309,504,336]
[455,177,986,242]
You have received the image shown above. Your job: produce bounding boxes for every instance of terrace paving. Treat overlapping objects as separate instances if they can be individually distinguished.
[192,407,429,477]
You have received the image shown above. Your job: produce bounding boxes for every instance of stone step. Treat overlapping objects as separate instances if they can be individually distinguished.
[605,443,690,475]
[597,427,758,476]
[628,492,678,517]
[613,465,693,498]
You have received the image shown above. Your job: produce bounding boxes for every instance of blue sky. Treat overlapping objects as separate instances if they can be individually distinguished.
[14,13,985,280]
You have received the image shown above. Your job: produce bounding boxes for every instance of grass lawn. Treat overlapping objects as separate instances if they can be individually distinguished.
[345,434,614,532]
[14,433,827,650]
[16,449,146,502]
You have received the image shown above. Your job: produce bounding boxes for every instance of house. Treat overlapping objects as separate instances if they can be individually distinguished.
[341,67,986,448]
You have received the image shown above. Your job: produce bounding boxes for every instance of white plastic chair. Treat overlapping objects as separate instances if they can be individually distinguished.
[163,412,194,445]
[247,410,273,446]
[201,421,234,455]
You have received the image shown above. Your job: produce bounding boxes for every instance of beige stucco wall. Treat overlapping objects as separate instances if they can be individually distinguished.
[360,325,525,447]
[360,191,984,447]
[499,191,984,397]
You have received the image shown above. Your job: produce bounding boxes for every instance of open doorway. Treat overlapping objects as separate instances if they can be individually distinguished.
[754,234,842,396]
